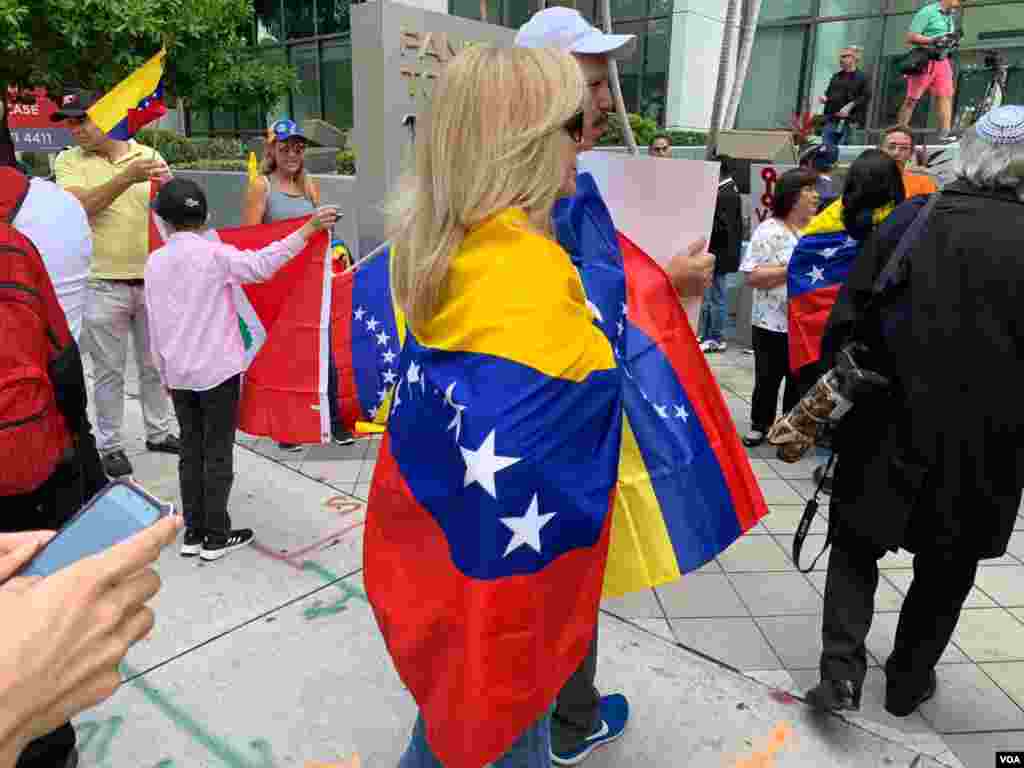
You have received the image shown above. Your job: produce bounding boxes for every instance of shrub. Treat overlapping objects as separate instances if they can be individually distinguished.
[597,114,708,148]
[174,148,356,176]
[336,149,355,176]
[136,129,245,165]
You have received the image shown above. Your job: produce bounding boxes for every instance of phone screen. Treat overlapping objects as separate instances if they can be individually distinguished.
[21,482,169,577]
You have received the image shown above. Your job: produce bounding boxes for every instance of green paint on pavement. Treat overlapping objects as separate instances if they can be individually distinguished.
[120,663,276,768]
[300,560,367,620]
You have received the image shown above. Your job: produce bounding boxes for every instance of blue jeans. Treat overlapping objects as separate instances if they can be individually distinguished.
[822,118,851,147]
[698,273,729,343]
[399,709,552,768]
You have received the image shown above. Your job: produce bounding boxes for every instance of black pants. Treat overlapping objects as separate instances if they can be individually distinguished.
[552,624,599,753]
[750,326,799,431]
[0,431,106,768]
[821,539,979,695]
[170,375,241,535]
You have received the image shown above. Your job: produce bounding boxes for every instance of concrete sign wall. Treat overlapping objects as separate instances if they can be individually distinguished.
[350,0,515,259]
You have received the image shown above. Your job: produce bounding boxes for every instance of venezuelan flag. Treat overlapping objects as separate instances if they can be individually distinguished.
[553,173,767,598]
[787,200,892,372]
[365,209,621,768]
[330,247,405,432]
[88,49,167,139]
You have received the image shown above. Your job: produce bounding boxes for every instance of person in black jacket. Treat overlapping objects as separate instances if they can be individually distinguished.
[820,46,871,147]
[805,105,1024,719]
[698,154,742,352]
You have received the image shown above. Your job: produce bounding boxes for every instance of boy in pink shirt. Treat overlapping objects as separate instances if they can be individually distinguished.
[145,178,338,560]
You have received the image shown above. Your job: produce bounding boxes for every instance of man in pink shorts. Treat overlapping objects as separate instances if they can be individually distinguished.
[898,0,961,142]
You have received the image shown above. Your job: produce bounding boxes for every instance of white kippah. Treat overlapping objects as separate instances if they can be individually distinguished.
[975,105,1024,145]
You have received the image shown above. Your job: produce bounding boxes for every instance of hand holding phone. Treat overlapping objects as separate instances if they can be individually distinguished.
[0,514,180,757]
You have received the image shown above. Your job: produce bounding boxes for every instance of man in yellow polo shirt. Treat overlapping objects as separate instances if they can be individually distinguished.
[54,89,179,478]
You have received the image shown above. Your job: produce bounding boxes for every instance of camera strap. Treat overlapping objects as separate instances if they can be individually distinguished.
[792,451,837,574]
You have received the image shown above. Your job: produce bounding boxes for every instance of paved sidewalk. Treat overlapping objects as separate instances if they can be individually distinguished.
[71,347,1024,767]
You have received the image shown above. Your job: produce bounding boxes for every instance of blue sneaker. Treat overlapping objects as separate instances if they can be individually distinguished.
[551,693,629,765]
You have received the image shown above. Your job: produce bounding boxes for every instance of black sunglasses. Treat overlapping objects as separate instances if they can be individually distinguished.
[564,111,585,142]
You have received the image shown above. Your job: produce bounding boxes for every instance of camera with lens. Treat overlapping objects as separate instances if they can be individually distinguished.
[767,342,891,462]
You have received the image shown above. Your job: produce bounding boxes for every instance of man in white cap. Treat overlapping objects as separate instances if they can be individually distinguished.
[516,8,714,764]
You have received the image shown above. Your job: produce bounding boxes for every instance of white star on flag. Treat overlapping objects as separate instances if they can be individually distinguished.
[376,330,390,347]
[392,382,402,409]
[621,302,628,316]
[674,404,689,421]
[407,360,426,394]
[807,265,826,284]
[500,494,555,557]
[382,349,396,364]
[377,388,388,403]
[354,307,366,321]
[654,404,669,418]
[444,382,467,442]
[616,319,624,336]
[821,246,840,259]
[586,300,604,323]
[382,369,397,385]
[366,317,380,331]
[461,429,521,499]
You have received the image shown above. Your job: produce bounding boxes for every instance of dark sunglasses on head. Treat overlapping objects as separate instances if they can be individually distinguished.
[564,111,585,142]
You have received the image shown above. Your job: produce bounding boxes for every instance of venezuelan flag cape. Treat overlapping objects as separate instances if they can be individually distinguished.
[330,247,406,432]
[365,209,622,768]
[88,49,167,139]
[554,174,767,597]
[149,216,334,443]
[787,201,893,372]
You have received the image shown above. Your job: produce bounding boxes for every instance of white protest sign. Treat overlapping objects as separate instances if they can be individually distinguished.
[576,151,719,329]
[748,163,798,227]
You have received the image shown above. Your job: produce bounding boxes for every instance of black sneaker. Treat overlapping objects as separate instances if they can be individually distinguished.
[201,529,254,561]
[102,450,133,477]
[181,528,203,557]
[146,434,181,454]
[885,670,937,717]
[806,678,861,712]
[332,430,356,446]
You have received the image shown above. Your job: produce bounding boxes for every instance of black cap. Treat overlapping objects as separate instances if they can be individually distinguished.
[152,178,208,229]
[51,90,100,122]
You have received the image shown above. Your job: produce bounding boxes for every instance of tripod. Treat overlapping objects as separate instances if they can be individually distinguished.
[954,51,1009,132]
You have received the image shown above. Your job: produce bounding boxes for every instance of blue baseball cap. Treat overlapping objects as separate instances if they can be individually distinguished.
[271,119,311,144]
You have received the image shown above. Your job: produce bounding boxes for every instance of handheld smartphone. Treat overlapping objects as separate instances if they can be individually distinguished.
[20,480,173,578]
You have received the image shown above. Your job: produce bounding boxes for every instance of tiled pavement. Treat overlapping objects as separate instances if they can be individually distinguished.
[234,344,1024,768]
[98,337,1024,768]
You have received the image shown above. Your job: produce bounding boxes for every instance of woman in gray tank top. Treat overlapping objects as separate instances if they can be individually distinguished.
[241,119,354,448]
[242,119,320,227]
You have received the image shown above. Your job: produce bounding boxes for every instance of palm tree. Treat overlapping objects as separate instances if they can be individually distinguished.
[724,0,763,130]
[705,0,740,160]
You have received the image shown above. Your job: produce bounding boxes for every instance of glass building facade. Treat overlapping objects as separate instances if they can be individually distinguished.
[188,0,356,136]
[188,0,673,135]
[736,0,1024,142]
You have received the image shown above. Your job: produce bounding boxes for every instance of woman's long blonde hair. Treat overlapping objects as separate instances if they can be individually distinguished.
[388,45,585,331]
[261,129,317,203]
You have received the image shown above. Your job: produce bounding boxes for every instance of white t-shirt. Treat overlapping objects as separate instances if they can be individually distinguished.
[14,178,93,341]
[740,217,798,334]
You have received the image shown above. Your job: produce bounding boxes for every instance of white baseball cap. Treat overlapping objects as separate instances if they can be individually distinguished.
[515,7,637,59]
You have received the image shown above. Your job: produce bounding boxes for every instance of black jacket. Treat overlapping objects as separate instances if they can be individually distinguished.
[709,177,742,275]
[822,183,1022,560]
[823,69,871,128]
